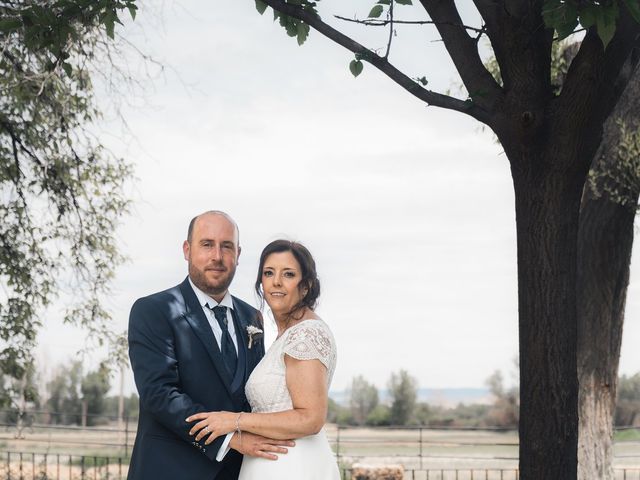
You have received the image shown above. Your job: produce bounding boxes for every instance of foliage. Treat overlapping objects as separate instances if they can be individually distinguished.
[0,361,39,411]
[45,360,83,424]
[615,373,640,426]
[103,392,139,419]
[485,370,519,428]
[366,404,391,426]
[588,120,640,211]
[42,360,115,425]
[542,0,640,47]
[0,0,139,407]
[387,369,417,425]
[81,363,110,425]
[348,375,379,425]
[254,0,316,46]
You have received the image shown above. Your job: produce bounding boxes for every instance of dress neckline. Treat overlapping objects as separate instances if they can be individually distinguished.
[275,317,322,341]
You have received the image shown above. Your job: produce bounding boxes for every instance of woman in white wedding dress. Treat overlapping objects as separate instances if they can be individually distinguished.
[188,239,340,480]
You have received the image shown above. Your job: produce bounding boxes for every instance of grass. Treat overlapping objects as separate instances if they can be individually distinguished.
[615,429,640,442]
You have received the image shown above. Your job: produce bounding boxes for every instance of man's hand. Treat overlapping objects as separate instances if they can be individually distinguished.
[229,431,295,460]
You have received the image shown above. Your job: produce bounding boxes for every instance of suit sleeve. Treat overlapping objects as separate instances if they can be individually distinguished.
[128,297,226,461]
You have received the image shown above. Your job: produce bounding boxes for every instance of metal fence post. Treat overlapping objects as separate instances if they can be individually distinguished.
[124,415,129,457]
[419,427,423,469]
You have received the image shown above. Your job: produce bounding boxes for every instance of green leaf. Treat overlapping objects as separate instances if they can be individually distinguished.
[61,62,72,76]
[556,17,578,40]
[595,2,619,48]
[395,0,413,5]
[368,5,384,18]
[105,19,115,39]
[127,5,137,21]
[377,0,391,4]
[580,5,598,29]
[349,59,363,77]
[415,76,428,86]
[0,18,23,32]
[296,22,310,46]
[542,0,564,29]
[255,0,268,15]
[623,0,640,23]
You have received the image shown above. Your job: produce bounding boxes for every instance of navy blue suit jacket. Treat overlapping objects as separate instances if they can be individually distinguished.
[127,278,264,480]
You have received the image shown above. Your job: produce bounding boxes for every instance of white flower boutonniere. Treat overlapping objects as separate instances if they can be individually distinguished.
[246,325,263,349]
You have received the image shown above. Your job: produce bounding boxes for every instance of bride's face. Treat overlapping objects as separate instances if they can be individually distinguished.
[261,251,305,317]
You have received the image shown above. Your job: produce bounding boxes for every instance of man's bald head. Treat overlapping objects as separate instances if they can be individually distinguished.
[187,210,240,245]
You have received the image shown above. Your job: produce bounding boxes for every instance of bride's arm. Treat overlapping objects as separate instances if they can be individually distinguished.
[187,355,328,443]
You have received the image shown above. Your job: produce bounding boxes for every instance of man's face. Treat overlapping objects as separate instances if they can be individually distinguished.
[183,213,241,301]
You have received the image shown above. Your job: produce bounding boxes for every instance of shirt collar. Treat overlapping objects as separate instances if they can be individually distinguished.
[188,277,234,310]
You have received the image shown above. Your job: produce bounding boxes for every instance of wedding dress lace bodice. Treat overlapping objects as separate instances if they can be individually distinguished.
[239,318,340,480]
[245,319,337,413]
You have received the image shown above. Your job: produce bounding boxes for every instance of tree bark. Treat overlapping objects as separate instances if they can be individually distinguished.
[511,156,584,479]
[577,69,640,480]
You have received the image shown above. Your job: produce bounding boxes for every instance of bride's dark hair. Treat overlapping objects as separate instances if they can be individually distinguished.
[255,239,320,317]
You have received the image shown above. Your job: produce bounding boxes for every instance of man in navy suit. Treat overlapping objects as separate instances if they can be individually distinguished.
[127,211,292,480]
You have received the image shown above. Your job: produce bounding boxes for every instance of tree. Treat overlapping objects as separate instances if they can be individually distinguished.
[614,373,640,427]
[104,392,139,419]
[250,2,640,477]
[577,72,640,479]
[387,369,417,426]
[485,370,519,428]
[0,1,139,406]
[81,363,111,426]
[348,375,379,425]
[45,360,83,425]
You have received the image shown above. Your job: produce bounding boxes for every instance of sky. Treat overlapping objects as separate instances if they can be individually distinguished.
[37,0,640,395]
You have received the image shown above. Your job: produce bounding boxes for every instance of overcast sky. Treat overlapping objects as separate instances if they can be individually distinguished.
[38,0,640,394]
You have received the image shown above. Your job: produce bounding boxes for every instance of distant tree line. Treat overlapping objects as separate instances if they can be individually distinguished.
[329,369,640,429]
[0,359,138,427]
[3,361,638,430]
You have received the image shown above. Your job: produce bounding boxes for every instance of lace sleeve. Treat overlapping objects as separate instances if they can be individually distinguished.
[283,322,335,370]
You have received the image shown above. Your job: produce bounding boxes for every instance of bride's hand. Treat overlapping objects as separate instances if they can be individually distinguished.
[186,411,237,444]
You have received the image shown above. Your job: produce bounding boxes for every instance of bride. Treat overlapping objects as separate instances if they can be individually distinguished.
[187,239,340,479]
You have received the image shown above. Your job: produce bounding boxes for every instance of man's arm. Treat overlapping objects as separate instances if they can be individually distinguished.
[128,297,226,460]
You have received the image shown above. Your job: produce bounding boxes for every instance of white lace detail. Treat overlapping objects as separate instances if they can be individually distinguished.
[283,323,334,368]
[245,319,337,414]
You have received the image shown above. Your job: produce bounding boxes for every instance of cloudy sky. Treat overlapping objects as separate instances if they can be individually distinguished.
[39,0,640,394]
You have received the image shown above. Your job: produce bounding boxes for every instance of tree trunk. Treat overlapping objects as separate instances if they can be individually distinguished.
[511,158,585,480]
[577,69,640,480]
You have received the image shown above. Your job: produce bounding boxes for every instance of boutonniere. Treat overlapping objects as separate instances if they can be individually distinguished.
[246,326,263,349]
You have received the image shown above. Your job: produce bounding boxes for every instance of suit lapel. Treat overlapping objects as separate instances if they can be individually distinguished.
[179,279,234,396]
[233,298,262,385]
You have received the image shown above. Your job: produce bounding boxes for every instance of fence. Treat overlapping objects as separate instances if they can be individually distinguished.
[0,410,135,456]
[1,411,639,477]
[1,453,640,480]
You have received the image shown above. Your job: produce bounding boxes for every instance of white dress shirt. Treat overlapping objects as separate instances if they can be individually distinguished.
[188,277,237,461]
[189,278,239,353]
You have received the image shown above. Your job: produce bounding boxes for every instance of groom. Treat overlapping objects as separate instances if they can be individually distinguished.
[127,211,291,480]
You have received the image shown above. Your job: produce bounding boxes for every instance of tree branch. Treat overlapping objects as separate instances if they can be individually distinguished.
[333,15,486,36]
[260,0,492,124]
[556,12,640,170]
[418,0,502,109]
[385,0,394,59]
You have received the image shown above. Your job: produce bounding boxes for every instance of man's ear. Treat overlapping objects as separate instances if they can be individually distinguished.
[236,245,242,265]
[183,240,190,261]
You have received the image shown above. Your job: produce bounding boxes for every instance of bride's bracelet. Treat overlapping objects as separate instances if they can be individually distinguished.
[235,412,243,442]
